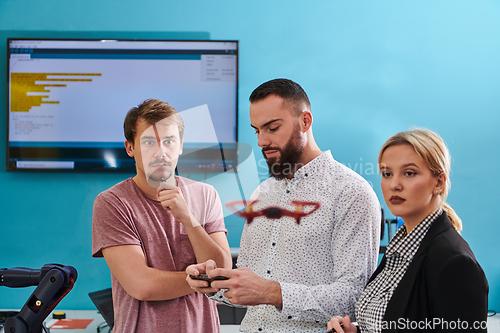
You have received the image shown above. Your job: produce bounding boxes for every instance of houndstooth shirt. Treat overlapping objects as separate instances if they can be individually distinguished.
[355,208,443,333]
[213,151,381,333]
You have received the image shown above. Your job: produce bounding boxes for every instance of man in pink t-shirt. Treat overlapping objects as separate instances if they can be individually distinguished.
[92,99,232,332]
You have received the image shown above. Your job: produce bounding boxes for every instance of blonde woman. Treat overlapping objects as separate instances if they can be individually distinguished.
[328,128,488,333]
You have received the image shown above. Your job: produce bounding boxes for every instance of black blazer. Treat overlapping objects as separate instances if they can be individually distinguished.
[367,212,489,332]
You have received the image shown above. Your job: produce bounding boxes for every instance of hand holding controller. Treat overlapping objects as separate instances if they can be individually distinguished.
[189,274,229,287]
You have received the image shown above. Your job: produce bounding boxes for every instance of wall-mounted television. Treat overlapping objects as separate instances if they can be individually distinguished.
[6,38,238,172]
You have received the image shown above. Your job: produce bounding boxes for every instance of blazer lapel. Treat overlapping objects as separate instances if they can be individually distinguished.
[367,255,386,285]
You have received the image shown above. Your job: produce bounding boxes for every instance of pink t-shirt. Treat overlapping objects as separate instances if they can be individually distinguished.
[92,176,227,333]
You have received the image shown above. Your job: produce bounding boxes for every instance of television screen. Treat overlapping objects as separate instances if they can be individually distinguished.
[6,38,238,172]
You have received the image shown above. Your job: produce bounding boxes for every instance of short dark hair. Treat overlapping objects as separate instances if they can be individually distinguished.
[249,78,311,116]
[123,99,184,144]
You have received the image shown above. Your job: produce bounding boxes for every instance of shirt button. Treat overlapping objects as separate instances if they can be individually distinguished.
[272,243,276,246]
[305,173,308,177]
[386,270,391,275]
[267,270,271,274]
[288,316,293,319]
[258,329,263,331]
[286,190,290,193]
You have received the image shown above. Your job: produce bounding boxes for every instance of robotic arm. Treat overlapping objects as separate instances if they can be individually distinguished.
[0,264,77,333]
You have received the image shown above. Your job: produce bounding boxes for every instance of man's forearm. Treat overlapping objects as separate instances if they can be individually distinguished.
[103,245,195,302]
[183,217,232,269]
[128,269,195,301]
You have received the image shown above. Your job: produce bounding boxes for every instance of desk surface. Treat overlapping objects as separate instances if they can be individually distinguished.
[46,310,107,332]
[0,310,106,333]
[489,315,500,333]
[0,309,241,333]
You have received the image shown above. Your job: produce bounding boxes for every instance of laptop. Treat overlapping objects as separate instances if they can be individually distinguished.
[88,288,114,330]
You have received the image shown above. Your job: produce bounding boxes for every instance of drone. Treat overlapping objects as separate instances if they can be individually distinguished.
[225,200,321,224]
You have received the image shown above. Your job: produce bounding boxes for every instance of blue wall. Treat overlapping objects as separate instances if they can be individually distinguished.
[1,0,499,312]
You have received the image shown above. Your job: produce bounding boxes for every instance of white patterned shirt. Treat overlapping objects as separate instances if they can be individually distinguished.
[215,151,381,333]
[355,208,443,333]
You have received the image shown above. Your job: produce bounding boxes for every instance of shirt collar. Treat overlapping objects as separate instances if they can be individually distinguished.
[386,208,443,260]
[291,150,332,181]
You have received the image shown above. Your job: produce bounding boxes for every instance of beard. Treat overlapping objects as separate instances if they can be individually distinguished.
[262,124,304,180]
[145,159,175,184]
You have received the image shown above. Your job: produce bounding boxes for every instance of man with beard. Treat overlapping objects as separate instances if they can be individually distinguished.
[92,99,232,333]
[186,79,381,332]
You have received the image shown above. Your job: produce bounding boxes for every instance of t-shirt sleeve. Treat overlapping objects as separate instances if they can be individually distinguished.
[92,191,141,258]
[202,185,227,235]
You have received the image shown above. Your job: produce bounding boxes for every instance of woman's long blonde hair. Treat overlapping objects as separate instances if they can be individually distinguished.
[378,128,462,231]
